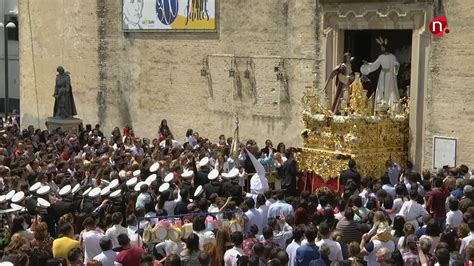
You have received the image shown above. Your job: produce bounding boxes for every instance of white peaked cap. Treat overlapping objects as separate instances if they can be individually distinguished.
[109,189,122,198]
[109,179,120,190]
[29,182,41,192]
[133,170,141,177]
[164,173,174,183]
[11,191,25,203]
[198,157,209,168]
[88,187,102,198]
[181,170,193,178]
[37,186,51,196]
[159,182,170,193]
[208,169,219,180]
[37,197,51,208]
[149,162,160,173]
[71,184,81,194]
[126,177,138,187]
[194,185,203,197]
[59,185,72,196]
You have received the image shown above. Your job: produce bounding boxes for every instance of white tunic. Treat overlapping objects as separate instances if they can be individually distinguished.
[363,53,400,110]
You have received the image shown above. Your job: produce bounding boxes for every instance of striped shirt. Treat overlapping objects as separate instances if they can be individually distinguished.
[335,218,363,244]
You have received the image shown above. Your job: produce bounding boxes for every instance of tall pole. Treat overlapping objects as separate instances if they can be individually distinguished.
[3,14,8,120]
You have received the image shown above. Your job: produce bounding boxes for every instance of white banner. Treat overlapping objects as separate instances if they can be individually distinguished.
[123,0,217,31]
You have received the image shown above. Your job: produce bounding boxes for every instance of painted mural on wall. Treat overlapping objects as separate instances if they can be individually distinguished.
[123,0,217,31]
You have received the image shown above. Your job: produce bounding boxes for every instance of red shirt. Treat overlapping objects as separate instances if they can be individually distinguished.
[427,187,450,219]
[116,246,144,266]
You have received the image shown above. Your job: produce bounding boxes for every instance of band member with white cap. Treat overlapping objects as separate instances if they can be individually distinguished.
[222,168,244,206]
[203,169,222,198]
[194,157,211,189]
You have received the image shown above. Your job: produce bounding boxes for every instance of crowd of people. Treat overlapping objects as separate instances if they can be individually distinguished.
[0,119,473,266]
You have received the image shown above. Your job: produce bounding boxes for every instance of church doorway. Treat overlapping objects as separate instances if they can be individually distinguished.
[344,30,412,98]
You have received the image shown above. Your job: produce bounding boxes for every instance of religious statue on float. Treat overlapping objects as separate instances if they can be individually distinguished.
[324,53,355,114]
[361,37,400,112]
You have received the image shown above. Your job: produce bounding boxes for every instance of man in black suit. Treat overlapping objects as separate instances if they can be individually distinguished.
[339,159,361,187]
[279,148,298,197]
[260,140,277,157]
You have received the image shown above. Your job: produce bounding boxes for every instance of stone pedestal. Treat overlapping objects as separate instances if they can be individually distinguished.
[45,117,83,133]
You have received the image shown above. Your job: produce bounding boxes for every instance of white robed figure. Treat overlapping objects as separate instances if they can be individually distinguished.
[361,37,400,110]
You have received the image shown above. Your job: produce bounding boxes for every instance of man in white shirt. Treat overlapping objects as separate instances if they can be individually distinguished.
[315,222,343,262]
[460,219,474,257]
[244,197,263,235]
[224,231,244,266]
[397,190,428,230]
[286,225,305,266]
[81,217,105,264]
[267,190,294,219]
[360,233,395,266]
[135,184,152,209]
[93,236,117,266]
[126,214,140,247]
[105,212,128,249]
[257,194,270,229]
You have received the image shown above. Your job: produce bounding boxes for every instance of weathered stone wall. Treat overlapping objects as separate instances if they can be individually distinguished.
[19,0,474,169]
[19,0,318,146]
[423,0,474,169]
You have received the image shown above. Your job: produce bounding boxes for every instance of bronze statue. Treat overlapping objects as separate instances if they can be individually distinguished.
[53,66,77,118]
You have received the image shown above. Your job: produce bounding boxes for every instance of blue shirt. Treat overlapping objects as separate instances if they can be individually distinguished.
[451,188,463,199]
[136,192,151,209]
[296,243,320,266]
[267,200,294,218]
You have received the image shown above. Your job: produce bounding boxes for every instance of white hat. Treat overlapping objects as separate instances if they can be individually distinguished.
[159,182,170,193]
[194,185,203,197]
[133,170,141,178]
[109,179,120,190]
[134,181,146,192]
[227,168,239,179]
[88,187,102,198]
[71,184,81,194]
[82,187,92,197]
[101,179,110,186]
[10,203,24,211]
[37,197,51,208]
[5,190,15,201]
[0,261,14,266]
[119,170,127,178]
[11,191,25,203]
[198,157,209,168]
[164,173,175,183]
[208,169,219,181]
[182,170,193,179]
[59,185,72,196]
[126,177,138,187]
[101,186,111,196]
[145,174,157,185]
[0,195,7,204]
[29,182,41,192]
[37,186,51,196]
[150,162,160,173]
[109,189,122,198]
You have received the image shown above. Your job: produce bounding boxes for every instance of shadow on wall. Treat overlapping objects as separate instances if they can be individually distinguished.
[123,31,220,41]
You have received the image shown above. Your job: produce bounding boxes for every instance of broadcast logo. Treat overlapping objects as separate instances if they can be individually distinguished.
[429,16,449,37]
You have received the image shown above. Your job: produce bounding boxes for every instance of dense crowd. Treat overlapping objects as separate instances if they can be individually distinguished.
[0,119,472,266]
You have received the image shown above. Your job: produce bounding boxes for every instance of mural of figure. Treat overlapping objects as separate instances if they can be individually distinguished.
[123,0,144,29]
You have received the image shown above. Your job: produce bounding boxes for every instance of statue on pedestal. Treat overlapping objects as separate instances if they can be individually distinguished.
[53,66,77,119]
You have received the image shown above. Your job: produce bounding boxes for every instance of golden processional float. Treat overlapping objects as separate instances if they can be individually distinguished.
[295,74,410,193]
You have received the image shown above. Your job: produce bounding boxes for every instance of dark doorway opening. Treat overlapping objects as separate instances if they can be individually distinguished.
[344,30,412,98]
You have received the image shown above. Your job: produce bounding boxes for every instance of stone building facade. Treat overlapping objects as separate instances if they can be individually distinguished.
[18,0,474,171]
